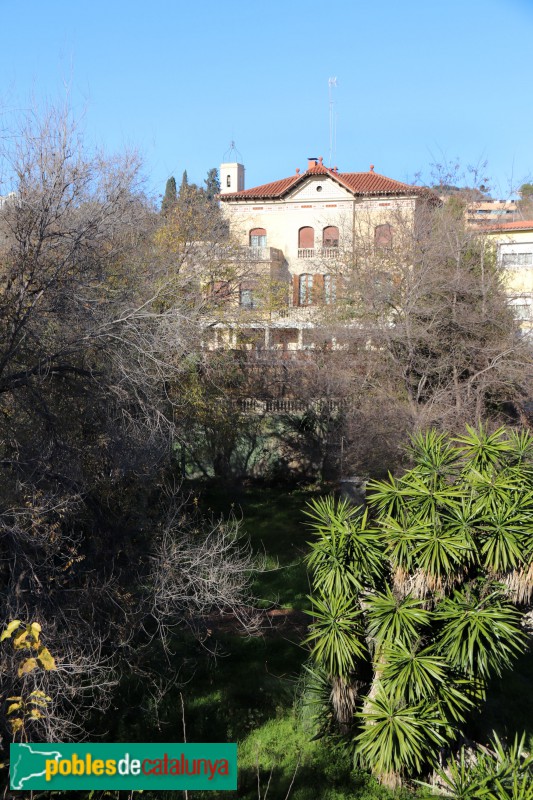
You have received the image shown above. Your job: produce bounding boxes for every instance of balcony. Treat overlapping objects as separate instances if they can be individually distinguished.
[297,247,339,260]
[242,246,284,262]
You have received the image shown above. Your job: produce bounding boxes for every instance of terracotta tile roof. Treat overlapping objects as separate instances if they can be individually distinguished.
[221,175,301,200]
[479,220,533,232]
[336,171,418,195]
[221,166,436,201]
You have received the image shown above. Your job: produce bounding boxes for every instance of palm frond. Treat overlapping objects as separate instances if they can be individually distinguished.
[434,589,526,678]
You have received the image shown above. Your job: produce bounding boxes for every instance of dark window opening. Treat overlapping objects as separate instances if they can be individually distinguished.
[374,223,393,250]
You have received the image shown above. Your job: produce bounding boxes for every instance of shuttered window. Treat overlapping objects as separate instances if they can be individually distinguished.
[298,227,315,249]
[323,226,339,247]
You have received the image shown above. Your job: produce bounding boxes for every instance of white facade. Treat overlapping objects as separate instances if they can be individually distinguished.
[220,162,245,195]
[215,158,433,350]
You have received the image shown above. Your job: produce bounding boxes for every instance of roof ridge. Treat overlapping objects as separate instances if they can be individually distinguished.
[220,167,435,201]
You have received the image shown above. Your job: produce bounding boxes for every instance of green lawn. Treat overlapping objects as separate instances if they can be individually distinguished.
[193,483,318,610]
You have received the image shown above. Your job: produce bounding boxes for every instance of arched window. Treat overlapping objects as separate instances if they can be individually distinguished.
[298,226,315,250]
[324,274,337,304]
[249,228,267,248]
[374,223,393,250]
[299,274,313,306]
[322,226,339,247]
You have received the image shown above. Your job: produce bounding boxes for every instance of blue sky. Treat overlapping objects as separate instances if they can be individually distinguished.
[1,0,532,200]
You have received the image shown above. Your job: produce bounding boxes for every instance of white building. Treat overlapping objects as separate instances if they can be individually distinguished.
[215,156,435,350]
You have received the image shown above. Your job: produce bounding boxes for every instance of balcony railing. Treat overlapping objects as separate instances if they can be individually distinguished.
[297,247,339,259]
[244,246,284,261]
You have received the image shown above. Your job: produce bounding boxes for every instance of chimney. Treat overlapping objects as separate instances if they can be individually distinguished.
[307,157,318,169]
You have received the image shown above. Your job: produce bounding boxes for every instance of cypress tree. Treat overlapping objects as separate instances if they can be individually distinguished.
[204,168,220,202]
[161,176,177,215]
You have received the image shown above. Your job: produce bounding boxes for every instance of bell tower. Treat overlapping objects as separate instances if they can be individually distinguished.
[220,142,245,195]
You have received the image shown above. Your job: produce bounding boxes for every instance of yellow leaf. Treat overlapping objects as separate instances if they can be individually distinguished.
[17,658,38,677]
[37,648,56,671]
[0,620,22,641]
[30,622,41,634]
[29,709,42,719]
[7,702,22,715]
[10,718,23,733]
[29,690,51,701]
[13,629,29,650]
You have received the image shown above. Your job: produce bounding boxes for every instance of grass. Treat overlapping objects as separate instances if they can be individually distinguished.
[191,482,319,610]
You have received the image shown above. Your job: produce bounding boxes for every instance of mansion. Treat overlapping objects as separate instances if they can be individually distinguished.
[212,156,436,351]
[202,156,533,350]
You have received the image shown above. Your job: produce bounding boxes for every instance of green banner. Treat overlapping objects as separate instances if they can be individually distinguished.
[10,742,237,791]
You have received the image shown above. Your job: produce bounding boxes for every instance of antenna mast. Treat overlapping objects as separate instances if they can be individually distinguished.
[328,77,338,167]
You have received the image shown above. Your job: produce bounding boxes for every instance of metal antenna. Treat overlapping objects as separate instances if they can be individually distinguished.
[328,78,338,167]
[223,140,243,163]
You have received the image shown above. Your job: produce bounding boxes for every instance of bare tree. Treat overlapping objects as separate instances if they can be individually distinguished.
[151,489,262,645]
[0,104,264,754]
[246,197,533,480]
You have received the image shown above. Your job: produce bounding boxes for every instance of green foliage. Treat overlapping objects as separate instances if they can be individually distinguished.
[418,732,533,799]
[305,499,383,595]
[519,183,533,198]
[305,594,366,678]
[204,167,220,201]
[304,424,533,786]
[435,589,525,678]
[355,692,446,778]
[365,588,429,651]
[161,175,177,214]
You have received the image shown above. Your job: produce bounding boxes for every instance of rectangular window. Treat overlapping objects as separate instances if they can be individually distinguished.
[324,275,337,304]
[502,252,533,268]
[299,274,313,306]
[510,296,533,321]
[250,234,267,248]
[240,288,256,309]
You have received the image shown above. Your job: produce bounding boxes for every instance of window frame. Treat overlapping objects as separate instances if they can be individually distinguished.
[299,273,313,306]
